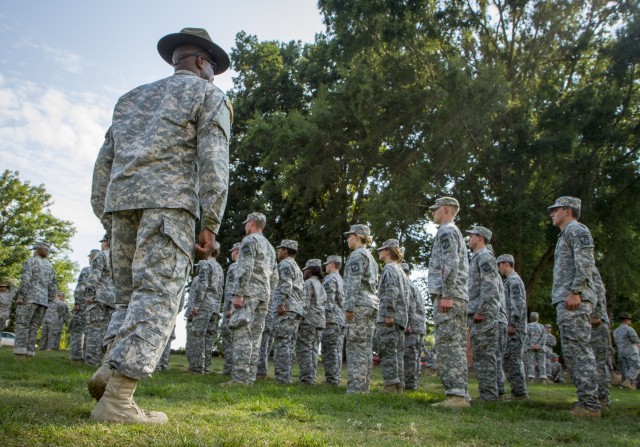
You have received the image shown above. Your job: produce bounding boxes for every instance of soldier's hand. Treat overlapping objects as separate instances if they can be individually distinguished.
[232,295,244,309]
[473,312,484,323]
[87,298,93,304]
[225,310,231,318]
[590,317,601,328]
[277,304,286,316]
[384,317,394,327]
[191,307,199,317]
[346,311,354,321]
[438,297,453,313]
[564,292,581,311]
[404,326,412,335]
[74,305,80,311]
[507,325,517,336]
[195,228,216,260]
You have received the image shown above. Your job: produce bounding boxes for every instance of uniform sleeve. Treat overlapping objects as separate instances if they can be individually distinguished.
[477,255,500,315]
[194,265,209,309]
[323,277,337,312]
[270,256,279,296]
[85,255,105,293]
[302,280,313,314]
[214,265,225,313]
[343,253,364,312]
[406,281,417,329]
[17,259,34,301]
[568,227,595,296]
[274,261,294,308]
[628,327,640,345]
[378,267,399,319]
[91,127,115,232]
[440,229,460,297]
[73,269,87,305]
[234,239,257,297]
[48,269,58,302]
[592,269,606,318]
[507,278,526,326]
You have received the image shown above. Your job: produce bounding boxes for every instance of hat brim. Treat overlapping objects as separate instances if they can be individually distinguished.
[547,204,564,210]
[157,33,230,75]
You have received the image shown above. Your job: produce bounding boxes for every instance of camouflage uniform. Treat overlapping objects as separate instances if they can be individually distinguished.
[40,302,59,350]
[230,230,278,384]
[297,267,327,384]
[375,256,408,388]
[184,274,201,367]
[499,262,528,398]
[221,260,238,375]
[550,198,600,412]
[544,326,557,378]
[84,250,117,366]
[0,285,16,331]
[91,68,230,380]
[321,266,346,386]
[273,252,304,384]
[526,320,547,379]
[403,272,426,390]
[467,243,502,401]
[14,252,57,356]
[187,258,224,373]
[613,322,640,383]
[589,268,610,402]
[50,299,70,350]
[428,221,469,398]
[256,296,277,377]
[496,284,508,396]
[69,266,90,360]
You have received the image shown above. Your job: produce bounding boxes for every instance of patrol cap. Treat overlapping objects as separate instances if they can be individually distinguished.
[0,280,9,288]
[429,197,459,210]
[89,249,100,258]
[229,242,241,252]
[302,259,322,271]
[496,254,515,265]
[99,232,110,243]
[242,212,267,225]
[31,241,51,250]
[377,239,400,252]
[544,324,552,329]
[57,291,65,297]
[276,239,298,252]
[343,224,371,237]
[548,196,581,211]
[619,312,633,321]
[323,255,342,266]
[157,27,230,75]
[400,263,410,274]
[465,226,492,241]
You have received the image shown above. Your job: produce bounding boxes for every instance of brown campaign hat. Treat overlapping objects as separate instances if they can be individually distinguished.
[157,27,230,75]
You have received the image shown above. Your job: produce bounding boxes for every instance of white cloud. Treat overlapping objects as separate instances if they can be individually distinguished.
[21,40,84,75]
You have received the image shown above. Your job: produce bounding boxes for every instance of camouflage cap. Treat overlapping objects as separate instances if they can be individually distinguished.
[619,312,633,321]
[429,196,459,210]
[323,255,342,266]
[99,232,110,243]
[465,226,493,241]
[57,291,65,297]
[544,324,552,329]
[377,238,400,252]
[229,242,242,252]
[343,224,371,237]
[548,196,581,211]
[31,241,51,250]
[496,254,515,265]
[400,262,410,274]
[302,259,322,270]
[276,239,298,252]
[89,249,100,258]
[242,212,267,225]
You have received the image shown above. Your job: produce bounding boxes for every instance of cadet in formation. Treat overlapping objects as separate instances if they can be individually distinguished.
[0,280,16,332]
[14,241,58,358]
[549,196,601,417]
[613,312,640,390]
[401,263,426,391]
[256,289,277,379]
[40,291,69,351]
[427,198,469,408]
[221,243,240,376]
[89,27,231,423]
[525,312,547,382]
[84,235,116,366]
[272,239,304,384]
[375,239,408,394]
[590,267,611,405]
[496,254,528,399]
[297,259,327,385]
[343,224,379,394]
[543,324,557,381]
[465,226,502,401]
[229,213,278,385]
[69,254,93,361]
[321,255,346,386]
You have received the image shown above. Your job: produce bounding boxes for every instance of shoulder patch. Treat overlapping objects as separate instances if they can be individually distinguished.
[441,237,451,250]
[282,265,292,277]
[511,286,520,295]
[242,244,252,255]
[481,263,492,273]
[350,262,361,273]
[578,234,592,246]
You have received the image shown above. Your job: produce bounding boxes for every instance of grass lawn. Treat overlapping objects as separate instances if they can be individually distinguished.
[0,347,638,447]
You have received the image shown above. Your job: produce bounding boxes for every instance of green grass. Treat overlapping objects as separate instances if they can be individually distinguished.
[0,348,638,447]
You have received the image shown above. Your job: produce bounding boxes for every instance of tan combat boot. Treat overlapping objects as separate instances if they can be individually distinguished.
[569,406,601,418]
[382,384,397,393]
[431,396,470,408]
[396,384,404,394]
[89,371,168,424]
[88,363,113,401]
[620,378,637,390]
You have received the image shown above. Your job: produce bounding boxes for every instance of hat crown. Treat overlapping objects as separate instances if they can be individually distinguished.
[377,238,400,251]
[429,196,459,209]
[548,196,581,211]
[496,254,515,264]
[344,224,371,237]
[324,255,342,265]
[180,27,213,41]
[277,239,298,251]
[303,259,322,270]
[466,225,492,241]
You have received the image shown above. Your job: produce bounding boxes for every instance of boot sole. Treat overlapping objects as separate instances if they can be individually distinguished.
[88,378,108,401]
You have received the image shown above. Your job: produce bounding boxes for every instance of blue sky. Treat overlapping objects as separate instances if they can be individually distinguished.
[0,0,325,347]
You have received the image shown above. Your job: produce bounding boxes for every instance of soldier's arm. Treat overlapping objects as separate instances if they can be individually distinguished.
[508,279,527,327]
[440,230,459,298]
[628,327,640,345]
[477,256,500,316]
[16,259,34,302]
[378,268,398,320]
[269,257,279,296]
[322,277,336,312]
[234,240,257,297]
[91,127,115,232]
[302,280,313,312]
[343,254,364,312]
[48,272,58,302]
[569,227,595,296]
[194,265,209,310]
[84,255,105,294]
[274,262,294,308]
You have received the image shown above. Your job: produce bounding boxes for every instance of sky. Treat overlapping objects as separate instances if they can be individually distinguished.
[0,0,326,347]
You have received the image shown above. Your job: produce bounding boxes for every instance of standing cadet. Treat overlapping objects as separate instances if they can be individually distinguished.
[343,224,379,394]
[221,243,240,376]
[465,226,502,401]
[549,196,601,417]
[229,213,278,385]
[321,255,346,386]
[297,259,327,385]
[89,27,230,423]
[272,239,304,384]
[427,197,469,408]
[375,239,408,393]
[185,263,203,372]
[69,255,94,361]
[40,292,61,350]
[0,280,17,331]
[613,312,640,390]
[51,292,70,350]
[256,292,277,379]
[401,263,426,391]
[84,236,116,366]
[590,267,611,406]
[544,324,557,381]
[188,243,224,374]
[525,312,547,382]
[14,241,57,358]
[496,254,528,400]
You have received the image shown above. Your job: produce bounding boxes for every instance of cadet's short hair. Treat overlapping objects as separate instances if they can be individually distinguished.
[567,207,581,220]
[281,247,297,257]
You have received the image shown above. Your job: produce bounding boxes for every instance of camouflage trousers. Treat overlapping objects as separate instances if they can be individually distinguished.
[68,309,86,360]
[433,296,468,397]
[256,316,274,377]
[103,208,193,380]
[548,361,564,382]
[220,317,233,375]
[469,317,499,401]
[297,322,323,385]
[503,329,528,397]
[527,349,547,379]
[0,305,9,331]
[273,311,301,384]
[376,323,405,387]
[230,297,268,384]
[556,302,600,412]
[85,302,114,366]
[403,332,423,390]
[321,323,345,386]
[618,352,640,381]
[13,303,45,356]
[345,305,377,394]
[155,324,176,371]
[590,323,610,401]
[496,322,507,395]
[187,308,220,373]
[39,321,55,350]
